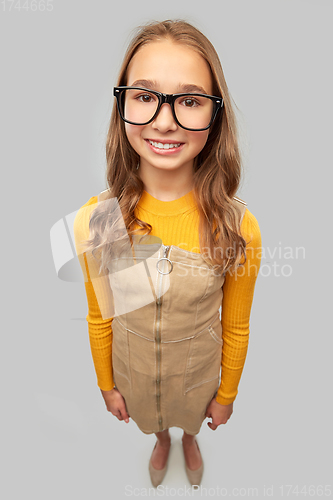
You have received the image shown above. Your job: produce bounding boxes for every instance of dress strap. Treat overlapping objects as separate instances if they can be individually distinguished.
[98,189,110,203]
[232,195,247,225]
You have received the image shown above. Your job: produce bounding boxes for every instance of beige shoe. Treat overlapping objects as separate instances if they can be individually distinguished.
[183,439,204,488]
[148,441,170,488]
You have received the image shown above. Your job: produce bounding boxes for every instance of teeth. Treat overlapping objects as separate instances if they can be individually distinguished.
[148,140,181,149]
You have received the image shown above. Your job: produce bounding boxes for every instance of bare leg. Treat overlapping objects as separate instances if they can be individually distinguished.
[182,430,202,470]
[151,429,171,470]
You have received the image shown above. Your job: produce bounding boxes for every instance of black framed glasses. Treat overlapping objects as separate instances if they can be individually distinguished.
[113,86,224,131]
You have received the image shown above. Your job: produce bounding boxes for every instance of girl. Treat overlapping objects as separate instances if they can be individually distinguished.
[73,19,261,488]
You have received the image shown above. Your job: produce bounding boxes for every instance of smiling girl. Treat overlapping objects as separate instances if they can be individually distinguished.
[74,19,261,488]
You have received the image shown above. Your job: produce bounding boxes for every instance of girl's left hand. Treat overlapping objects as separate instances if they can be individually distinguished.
[205,398,233,430]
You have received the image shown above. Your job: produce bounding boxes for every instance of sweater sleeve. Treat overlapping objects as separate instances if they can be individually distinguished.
[215,209,262,405]
[73,196,115,391]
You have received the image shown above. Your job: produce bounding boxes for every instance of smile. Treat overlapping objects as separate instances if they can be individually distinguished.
[147,139,182,150]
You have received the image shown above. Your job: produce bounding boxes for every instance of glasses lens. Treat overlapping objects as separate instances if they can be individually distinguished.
[174,95,214,130]
[121,89,159,124]
[119,89,215,129]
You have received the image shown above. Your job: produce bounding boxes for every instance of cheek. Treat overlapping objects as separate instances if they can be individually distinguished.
[188,131,209,153]
[125,124,143,149]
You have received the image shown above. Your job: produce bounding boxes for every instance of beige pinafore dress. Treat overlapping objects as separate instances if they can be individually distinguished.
[102,192,247,436]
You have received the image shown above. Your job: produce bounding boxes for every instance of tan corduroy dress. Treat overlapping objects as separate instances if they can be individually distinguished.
[98,191,247,436]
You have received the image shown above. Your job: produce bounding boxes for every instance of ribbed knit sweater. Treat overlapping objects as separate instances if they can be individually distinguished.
[73,189,261,406]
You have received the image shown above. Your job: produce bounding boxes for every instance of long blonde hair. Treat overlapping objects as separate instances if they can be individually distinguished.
[83,19,247,274]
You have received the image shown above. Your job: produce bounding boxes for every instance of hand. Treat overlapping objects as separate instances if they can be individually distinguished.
[205,398,233,430]
[100,387,130,423]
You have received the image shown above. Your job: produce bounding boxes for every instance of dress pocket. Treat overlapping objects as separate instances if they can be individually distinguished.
[112,319,131,387]
[184,317,222,394]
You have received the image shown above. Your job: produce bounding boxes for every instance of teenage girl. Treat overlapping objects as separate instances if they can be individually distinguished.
[73,19,261,488]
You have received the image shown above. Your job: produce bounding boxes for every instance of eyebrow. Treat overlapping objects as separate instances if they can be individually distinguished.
[130,79,208,95]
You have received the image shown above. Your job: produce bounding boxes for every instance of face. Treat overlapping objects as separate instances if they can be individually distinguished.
[124,39,213,174]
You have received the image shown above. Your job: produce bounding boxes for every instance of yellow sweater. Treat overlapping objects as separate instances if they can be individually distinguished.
[73,189,262,406]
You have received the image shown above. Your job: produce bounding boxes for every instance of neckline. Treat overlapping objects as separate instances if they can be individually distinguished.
[137,189,197,216]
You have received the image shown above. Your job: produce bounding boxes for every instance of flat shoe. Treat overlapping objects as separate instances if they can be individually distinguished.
[148,441,170,488]
[183,439,204,487]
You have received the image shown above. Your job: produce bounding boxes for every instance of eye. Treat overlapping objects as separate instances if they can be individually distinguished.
[136,93,156,103]
[181,97,199,108]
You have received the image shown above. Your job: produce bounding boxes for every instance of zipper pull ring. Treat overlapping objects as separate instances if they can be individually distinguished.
[156,246,173,275]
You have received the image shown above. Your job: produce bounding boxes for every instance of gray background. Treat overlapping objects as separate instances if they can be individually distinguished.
[1,0,332,498]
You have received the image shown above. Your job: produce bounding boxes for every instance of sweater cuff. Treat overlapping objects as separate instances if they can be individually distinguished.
[97,371,115,392]
[215,393,236,406]
[98,381,116,392]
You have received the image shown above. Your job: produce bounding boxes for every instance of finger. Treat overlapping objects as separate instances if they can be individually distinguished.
[207,422,217,430]
[116,410,123,421]
[119,406,130,423]
[111,412,122,420]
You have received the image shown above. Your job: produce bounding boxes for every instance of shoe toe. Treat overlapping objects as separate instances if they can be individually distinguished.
[149,460,168,487]
[183,439,204,487]
[148,442,169,488]
[185,462,203,488]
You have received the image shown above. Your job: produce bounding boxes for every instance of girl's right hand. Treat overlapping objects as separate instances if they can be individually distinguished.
[100,387,130,423]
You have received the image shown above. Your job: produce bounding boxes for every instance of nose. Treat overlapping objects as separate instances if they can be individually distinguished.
[151,102,178,132]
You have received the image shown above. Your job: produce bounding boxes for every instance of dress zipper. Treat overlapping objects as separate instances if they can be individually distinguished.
[155,245,170,431]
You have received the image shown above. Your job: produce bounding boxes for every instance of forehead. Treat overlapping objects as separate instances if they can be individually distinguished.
[126,39,213,95]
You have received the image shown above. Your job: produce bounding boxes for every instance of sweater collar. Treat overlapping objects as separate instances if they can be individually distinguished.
[137,189,197,216]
